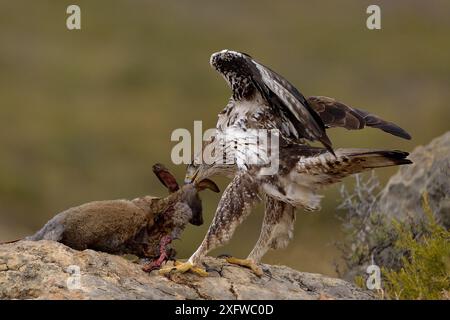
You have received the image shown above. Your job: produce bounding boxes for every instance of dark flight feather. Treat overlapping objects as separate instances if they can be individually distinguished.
[307,96,411,140]
[243,56,335,154]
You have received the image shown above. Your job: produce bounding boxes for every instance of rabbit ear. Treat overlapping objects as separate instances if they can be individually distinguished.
[152,163,180,193]
[196,179,220,193]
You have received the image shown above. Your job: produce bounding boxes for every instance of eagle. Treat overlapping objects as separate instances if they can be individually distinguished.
[159,50,412,276]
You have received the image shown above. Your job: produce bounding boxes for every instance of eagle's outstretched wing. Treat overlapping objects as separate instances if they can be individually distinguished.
[210,50,334,154]
[244,55,334,154]
[307,96,411,139]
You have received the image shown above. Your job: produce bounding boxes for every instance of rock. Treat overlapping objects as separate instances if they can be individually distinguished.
[379,131,450,227]
[0,240,374,300]
[337,131,450,280]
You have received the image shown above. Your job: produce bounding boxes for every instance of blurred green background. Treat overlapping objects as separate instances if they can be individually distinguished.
[0,0,449,276]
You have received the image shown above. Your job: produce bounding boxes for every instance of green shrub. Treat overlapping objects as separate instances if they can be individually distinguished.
[337,173,410,276]
[382,193,450,300]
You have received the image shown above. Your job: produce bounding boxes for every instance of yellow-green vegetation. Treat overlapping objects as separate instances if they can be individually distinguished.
[382,194,450,300]
[340,177,449,300]
[354,275,366,290]
[338,173,405,275]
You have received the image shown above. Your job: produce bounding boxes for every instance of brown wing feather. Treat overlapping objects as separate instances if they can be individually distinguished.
[307,96,411,140]
[247,57,334,154]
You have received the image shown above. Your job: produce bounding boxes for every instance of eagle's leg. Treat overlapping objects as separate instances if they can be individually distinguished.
[222,196,295,276]
[160,172,260,277]
[224,198,295,276]
[247,197,296,263]
[194,172,261,275]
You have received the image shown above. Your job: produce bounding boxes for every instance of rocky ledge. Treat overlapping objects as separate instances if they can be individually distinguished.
[0,240,374,300]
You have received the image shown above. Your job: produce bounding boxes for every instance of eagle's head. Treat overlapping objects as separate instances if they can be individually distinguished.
[184,162,236,185]
[210,50,255,99]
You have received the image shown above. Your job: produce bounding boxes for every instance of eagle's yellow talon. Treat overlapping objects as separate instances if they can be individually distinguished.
[174,261,209,276]
[225,257,263,277]
[158,260,208,277]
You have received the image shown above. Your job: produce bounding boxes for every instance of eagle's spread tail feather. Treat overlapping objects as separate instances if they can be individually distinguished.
[277,148,412,208]
[291,148,412,191]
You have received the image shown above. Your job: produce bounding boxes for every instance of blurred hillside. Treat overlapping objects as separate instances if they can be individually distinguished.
[0,0,449,276]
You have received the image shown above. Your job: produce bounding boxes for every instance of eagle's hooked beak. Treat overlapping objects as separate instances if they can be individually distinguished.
[184,166,200,185]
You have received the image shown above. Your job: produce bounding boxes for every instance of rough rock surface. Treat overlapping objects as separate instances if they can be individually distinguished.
[0,240,374,300]
[379,131,450,227]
